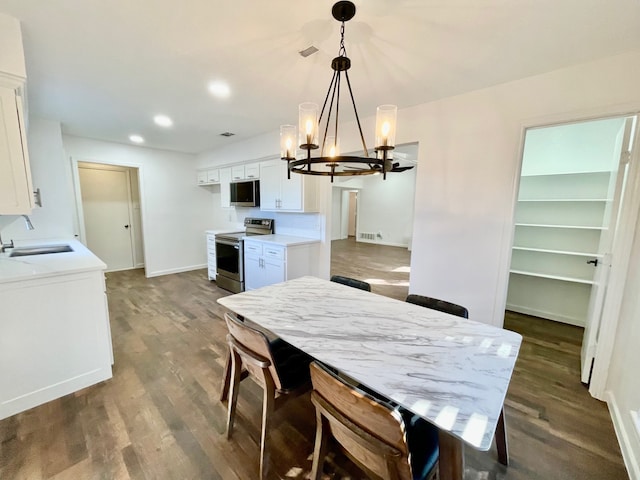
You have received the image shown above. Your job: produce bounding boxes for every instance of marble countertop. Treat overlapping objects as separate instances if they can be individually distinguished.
[218,276,522,451]
[243,234,320,247]
[0,239,106,284]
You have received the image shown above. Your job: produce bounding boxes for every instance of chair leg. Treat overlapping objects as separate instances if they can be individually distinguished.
[226,351,242,439]
[220,351,231,402]
[495,407,509,466]
[311,414,330,480]
[259,374,276,480]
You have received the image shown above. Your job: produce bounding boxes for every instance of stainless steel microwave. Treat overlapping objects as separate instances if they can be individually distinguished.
[230,179,260,207]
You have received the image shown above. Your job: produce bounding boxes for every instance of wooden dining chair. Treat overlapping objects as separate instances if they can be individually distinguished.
[309,361,439,480]
[330,275,371,292]
[405,293,509,466]
[224,312,312,480]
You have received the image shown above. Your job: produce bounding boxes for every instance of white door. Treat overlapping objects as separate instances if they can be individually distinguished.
[79,166,134,271]
[581,116,636,383]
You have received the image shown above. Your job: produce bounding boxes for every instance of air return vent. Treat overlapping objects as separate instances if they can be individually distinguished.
[360,232,375,240]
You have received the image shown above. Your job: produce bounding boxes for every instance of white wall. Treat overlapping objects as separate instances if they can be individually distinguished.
[0,119,76,240]
[357,168,416,247]
[522,117,627,176]
[63,135,213,277]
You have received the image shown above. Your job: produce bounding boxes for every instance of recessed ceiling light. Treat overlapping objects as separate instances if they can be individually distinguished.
[129,134,144,143]
[208,81,231,98]
[153,114,173,127]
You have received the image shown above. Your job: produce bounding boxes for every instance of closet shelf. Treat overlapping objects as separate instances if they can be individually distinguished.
[515,223,606,230]
[517,198,609,203]
[509,269,594,285]
[512,246,602,257]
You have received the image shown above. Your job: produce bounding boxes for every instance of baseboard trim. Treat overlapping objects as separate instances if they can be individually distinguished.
[505,303,585,327]
[146,264,207,278]
[606,390,640,480]
[356,239,409,248]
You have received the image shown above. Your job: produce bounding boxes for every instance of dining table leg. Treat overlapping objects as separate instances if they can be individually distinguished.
[438,430,464,480]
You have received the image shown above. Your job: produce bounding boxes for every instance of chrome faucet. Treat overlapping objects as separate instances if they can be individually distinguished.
[22,215,34,230]
[0,215,34,252]
[0,233,14,253]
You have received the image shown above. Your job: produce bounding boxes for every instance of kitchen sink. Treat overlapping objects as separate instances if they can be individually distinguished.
[9,244,74,257]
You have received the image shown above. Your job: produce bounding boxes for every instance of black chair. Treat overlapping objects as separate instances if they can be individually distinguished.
[405,294,469,318]
[330,275,371,292]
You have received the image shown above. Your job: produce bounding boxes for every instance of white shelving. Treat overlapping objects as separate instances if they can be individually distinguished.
[507,171,613,326]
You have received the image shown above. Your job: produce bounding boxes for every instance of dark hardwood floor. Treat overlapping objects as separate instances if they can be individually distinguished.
[0,238,628,479]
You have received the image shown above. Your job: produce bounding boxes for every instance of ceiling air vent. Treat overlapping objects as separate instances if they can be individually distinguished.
[220,132,235,137]
[299,46,319,58]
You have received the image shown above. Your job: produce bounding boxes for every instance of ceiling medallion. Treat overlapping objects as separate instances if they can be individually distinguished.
[279,0,413,182]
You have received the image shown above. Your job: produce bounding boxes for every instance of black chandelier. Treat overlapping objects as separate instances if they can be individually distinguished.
[280,1,413,182]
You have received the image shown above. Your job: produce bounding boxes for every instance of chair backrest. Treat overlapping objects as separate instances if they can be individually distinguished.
[224,312,284,391]
[405,294,469,319]
[330,275,371,292]
[309,361,414,480]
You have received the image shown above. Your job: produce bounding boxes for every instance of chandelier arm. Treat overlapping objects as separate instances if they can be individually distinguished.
[322,71,339,157]
[318,69,339,131]
[343,70,369,157]
[334,69,341,154]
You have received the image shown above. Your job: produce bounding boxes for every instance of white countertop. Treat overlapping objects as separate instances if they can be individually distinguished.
[243,234,320,247]
[0,239,106,284]
[218,276,522,451]
[205,228,243,235]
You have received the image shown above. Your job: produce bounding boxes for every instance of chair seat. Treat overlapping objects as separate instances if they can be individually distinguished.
[398,409,440,480]
[270,338,313,391]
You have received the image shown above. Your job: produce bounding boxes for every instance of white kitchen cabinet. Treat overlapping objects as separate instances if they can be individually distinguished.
[244,236,319,290]
[196,168,220,185]
[0,84,33,215]
[245,163,260,179]
[220,167,232,208]
[0,242,112,420]
[231,165,245,181]
[206,232,217,280]
[259,159,318,212]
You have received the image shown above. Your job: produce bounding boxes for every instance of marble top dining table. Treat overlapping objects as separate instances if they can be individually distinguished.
[217,276,522,479]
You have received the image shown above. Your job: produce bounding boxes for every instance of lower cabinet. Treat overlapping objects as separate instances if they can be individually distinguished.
[0,269,113,420]
[206,232,217,280]
[244,238,319,290]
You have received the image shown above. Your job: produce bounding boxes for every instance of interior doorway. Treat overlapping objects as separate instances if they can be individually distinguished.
[77,162,144,272]
[507,115,636,384]
[347,191,358,237]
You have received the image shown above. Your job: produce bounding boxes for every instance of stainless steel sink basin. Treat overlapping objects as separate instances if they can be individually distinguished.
[9,244,74,257]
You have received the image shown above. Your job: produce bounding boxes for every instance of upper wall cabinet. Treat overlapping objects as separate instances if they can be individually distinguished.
[197,162,260,186]
[0,15,32,215]
[196,168,220,185]
[259,159,318,212]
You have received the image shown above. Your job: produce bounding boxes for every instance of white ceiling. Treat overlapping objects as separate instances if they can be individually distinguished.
[1,0,640,155]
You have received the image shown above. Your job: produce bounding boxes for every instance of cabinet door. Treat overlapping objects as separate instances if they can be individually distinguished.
[263,257,285,285]
[206,234,217,280]
[231,165,245,181]
[219,167,232,208]
[0,87,33,214]
[279,166,303,210]
[207,169,220,183]
[259,160,281,210]
[244,254,263,290]
[197,171,208,185]
[245,163,260,179]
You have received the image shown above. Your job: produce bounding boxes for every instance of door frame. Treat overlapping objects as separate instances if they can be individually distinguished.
[501,110,640,400]
[70,156,148,276]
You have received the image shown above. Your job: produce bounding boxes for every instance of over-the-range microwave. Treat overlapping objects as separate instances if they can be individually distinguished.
[230,179,260,207]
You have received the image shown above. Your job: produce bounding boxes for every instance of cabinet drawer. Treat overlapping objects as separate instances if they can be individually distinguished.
[263,246,284,260]
[244,242,262,256]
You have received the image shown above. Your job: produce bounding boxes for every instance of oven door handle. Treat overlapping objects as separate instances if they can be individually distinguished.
[216,239,241,248]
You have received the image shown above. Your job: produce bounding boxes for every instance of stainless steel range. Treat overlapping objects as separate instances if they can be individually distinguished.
[215,217,274,293]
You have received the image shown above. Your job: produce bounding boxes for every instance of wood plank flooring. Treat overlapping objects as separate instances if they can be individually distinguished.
[0,238,629,479]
